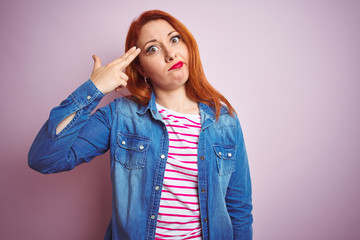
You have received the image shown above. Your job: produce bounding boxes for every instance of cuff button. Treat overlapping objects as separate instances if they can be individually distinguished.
[86,95,91,100]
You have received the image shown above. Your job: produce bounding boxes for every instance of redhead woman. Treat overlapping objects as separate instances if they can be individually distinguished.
[28,10,253,240]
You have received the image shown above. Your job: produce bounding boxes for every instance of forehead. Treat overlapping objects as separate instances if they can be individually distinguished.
[137,20,175,45]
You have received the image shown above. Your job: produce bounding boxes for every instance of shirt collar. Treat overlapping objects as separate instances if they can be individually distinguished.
[136,91,228,125]
[137,91,160,119]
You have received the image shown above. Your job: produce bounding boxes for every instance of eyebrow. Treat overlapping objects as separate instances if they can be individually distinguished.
[142,31,177,49]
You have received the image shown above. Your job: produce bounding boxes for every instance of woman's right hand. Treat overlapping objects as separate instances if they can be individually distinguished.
[90,46,141,94]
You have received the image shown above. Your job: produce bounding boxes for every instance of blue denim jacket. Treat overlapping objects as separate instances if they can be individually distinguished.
[28,80,253,240]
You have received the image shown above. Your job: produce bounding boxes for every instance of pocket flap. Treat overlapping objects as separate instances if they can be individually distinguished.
[213,145,236,160]
[117,132,150,152]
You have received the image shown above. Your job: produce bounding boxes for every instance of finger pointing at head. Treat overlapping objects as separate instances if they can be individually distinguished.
[112,46,137,65]
[118,47,141,70]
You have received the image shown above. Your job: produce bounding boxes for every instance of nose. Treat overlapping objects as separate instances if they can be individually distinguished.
[164,46,176,62]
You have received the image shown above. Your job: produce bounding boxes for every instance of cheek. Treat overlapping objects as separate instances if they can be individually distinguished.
[140,57,154,73]
[143,61,158,74]
[144,53,166,67]
[180,44,189,60]
[141,59,164,78]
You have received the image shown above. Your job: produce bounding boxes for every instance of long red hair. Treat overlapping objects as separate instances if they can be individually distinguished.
[125,10,235,120]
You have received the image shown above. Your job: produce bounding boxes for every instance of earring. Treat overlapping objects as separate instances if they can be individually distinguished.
[144,76,151,87]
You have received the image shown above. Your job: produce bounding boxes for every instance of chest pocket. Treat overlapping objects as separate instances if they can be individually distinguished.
[213,145,236,176]
[115,132,151,169]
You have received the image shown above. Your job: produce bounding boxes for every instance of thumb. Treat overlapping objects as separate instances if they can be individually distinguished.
[92,54,102,71]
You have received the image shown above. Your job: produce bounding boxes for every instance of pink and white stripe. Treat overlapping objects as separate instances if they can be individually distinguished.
[155,103,202,240]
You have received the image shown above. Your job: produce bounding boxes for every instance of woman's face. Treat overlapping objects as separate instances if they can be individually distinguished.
[137,19,189,92]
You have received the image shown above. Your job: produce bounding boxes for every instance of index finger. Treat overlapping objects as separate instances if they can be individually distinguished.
[118,47,141,70]
[112,46,137,64]
[112,47,140,66]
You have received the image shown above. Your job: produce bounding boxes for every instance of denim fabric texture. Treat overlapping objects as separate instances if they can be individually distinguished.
[28,79,253,240]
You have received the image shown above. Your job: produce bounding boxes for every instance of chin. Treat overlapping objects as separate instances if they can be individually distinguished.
[167,78,188,91]
[174,70,189,83]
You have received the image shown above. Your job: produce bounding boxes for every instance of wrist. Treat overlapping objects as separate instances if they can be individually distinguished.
[90,78,106,94]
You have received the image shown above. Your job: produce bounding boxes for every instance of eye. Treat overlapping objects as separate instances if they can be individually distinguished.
[171,35,181,43]
[146,45,159,54]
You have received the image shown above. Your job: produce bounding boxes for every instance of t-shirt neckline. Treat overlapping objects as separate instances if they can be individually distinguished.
[156,102,200,118]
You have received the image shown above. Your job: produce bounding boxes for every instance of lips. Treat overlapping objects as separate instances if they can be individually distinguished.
[168,61,183,71]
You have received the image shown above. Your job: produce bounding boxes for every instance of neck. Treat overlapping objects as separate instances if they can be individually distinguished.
[153,86,199,115]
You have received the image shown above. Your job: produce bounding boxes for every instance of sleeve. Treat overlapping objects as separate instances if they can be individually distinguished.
[28,79,114,174]
[225,114,253,240]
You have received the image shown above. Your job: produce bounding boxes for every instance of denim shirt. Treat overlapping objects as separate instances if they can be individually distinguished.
[28,80,253,240]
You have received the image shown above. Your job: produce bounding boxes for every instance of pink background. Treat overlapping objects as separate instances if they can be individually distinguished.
[1,0,360,239]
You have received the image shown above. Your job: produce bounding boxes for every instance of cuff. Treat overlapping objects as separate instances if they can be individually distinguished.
[70,79,105,111]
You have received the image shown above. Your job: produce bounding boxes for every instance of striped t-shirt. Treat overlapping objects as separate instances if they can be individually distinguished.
[155,103,203,240]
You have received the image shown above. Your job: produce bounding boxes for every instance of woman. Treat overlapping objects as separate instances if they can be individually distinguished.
[28,10,253,240]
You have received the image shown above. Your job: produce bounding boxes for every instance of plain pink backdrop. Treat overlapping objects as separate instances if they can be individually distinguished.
[1,0,359,239]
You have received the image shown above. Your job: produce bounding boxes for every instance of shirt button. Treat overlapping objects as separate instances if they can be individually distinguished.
[155,186,160,190]
[227,153,232,157]
[151,215,156,220]
[86,95,91,100]
[201,188,206,193]
[200,156,205,160]
[139,145,144,150]
[121,141,126,145]
[204,218,208,223]
[160,154,166,159]
[218,152,222,156]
